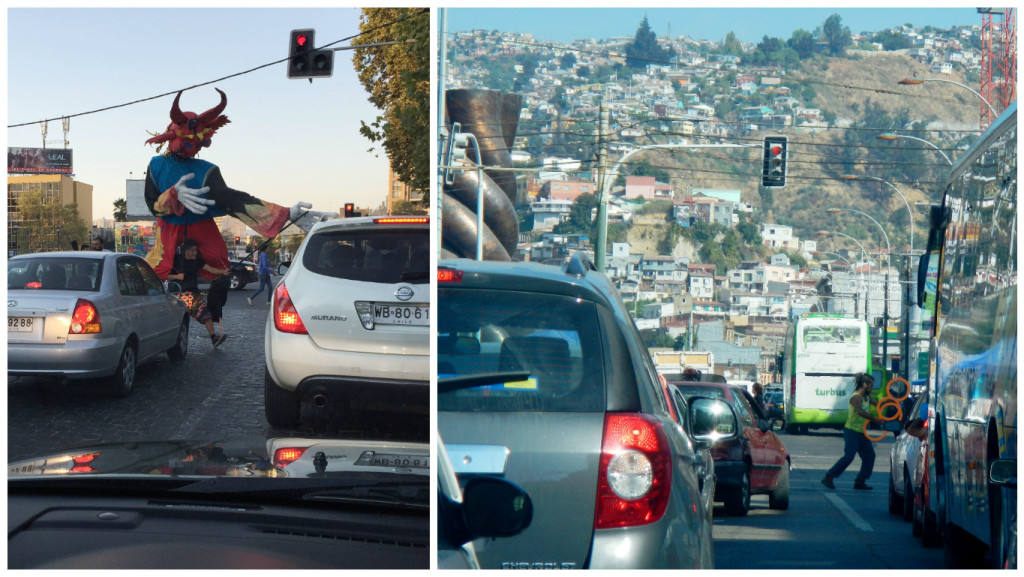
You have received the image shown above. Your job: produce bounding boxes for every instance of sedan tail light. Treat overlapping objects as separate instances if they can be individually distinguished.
[273,283,308,335]
[69,299,101,334]
[595,413,672,529]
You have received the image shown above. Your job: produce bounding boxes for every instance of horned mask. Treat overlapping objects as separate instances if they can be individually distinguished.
[146,89,230,158]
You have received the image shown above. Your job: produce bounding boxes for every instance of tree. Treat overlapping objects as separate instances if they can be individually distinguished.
[576,65,591,80]
[560,53,577,70]
[113,198,127,222]
[625,16,672,69]
[391,199,428,215]
[352,8,430,201]
[553,193,598,235]
[721,31,744,57]
[788,29,816,59]
[14,189,88,252]
[822,14,852,56]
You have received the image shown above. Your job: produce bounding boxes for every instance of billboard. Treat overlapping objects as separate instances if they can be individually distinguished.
[8,147,73,174]
[115,222,157,257]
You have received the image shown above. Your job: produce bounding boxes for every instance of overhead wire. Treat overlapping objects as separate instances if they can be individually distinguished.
[7,9,429,129]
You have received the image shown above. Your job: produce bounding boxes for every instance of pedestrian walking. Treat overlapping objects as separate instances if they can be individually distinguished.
[206,274,231,338]
[167,238,229,348]
[247,248,273,307]
[752,382,766,415]
[822,372,881,490]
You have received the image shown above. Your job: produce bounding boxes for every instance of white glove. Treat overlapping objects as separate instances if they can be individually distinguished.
[289,202,339,232]
[173,173,214,215]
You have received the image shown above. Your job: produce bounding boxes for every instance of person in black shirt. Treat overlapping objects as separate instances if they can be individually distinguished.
[167,238,229,347]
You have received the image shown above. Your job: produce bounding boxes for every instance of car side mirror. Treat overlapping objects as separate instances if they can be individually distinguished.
[165,281,182,295]
[989,459,1016,489]
[460,476,533,540]
[277,261,291,276]
[882,420,902,433]
[689,397,738,441]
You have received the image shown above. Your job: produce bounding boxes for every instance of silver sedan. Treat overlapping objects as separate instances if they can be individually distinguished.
[8,251,189,396]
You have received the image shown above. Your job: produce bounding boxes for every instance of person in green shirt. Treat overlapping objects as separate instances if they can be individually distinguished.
[822,373,882,490]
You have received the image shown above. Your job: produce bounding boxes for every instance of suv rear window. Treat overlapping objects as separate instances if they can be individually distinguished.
[438,288,605,412]
[8,258,102,291]
[302,228,428,284]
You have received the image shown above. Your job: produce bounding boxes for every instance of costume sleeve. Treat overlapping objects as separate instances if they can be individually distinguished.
[204,167,290,238]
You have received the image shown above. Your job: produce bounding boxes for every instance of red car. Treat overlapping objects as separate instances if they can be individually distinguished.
[672,381,791,516]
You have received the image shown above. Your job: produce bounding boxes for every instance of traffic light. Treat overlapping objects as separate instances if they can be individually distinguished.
[761,135,788,188]
[344,203,355,218]
[234,236,240,244]
[288,29,334,80]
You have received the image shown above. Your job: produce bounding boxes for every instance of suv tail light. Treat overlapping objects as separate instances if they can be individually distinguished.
[273,447,307,468]
[69,299,101,334]
[437,269,462,283]
[595,413,672,529]
[273,283,308,334]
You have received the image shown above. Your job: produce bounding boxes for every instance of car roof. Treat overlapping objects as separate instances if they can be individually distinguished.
[439,254,617,306]
[10,251,118,261]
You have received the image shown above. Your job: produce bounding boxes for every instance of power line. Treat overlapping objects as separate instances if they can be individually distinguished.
[8,9,428,129]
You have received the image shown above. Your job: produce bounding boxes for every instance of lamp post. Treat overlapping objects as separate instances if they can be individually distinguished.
[875,133,953,166]
[840,175,914,255]
[817,231,868,321]
[898,77,998,128]
[827,207,893,386]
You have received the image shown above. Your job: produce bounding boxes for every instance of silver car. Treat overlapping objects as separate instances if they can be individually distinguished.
[264,216,430,428]
[8,251,189,396]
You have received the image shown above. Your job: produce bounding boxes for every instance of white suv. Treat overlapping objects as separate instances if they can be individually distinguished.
[264,216,430,428]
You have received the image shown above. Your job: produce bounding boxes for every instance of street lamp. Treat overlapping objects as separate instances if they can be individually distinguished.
[826,207,893,386]
[898,77,998,121]
[875,133,953,166]
[840,175,914,255]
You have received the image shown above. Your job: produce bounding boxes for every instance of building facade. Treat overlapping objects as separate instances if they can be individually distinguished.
[8,174,93,254]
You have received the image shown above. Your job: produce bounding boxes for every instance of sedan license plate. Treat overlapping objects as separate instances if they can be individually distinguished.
[357,452,429,470]
[8,317,34,332]
[373,304,428,326]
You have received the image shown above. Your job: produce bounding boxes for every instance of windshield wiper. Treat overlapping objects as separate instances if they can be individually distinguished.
[438,371,530,393]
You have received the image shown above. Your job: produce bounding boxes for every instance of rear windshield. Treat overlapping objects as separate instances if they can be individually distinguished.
[8,258,102,292]
[438,288,605,412]
[675,384,726,401]
[301,228,428,284]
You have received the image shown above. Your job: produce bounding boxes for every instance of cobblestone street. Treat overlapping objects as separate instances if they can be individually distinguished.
[9,286,427,463]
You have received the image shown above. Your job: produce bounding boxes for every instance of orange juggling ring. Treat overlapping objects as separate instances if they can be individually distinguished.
[863,420,887,441]
[886,377,910,402]
[876,399,902,422]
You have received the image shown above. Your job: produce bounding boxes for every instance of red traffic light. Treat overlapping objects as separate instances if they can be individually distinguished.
[770,146,783,155]
[296,34,308,47]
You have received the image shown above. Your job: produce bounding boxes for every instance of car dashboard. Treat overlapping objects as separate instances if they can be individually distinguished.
[9,489,428,569]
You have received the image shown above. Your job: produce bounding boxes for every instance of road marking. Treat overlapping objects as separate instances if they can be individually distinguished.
[823,493,873,532]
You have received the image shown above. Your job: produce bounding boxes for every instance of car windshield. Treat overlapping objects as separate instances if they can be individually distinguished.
[302,228,429,284]
[8,257,102,292]
[438,288,605,412]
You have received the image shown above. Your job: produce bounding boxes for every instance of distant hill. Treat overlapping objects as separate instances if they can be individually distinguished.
[625,52,976,261]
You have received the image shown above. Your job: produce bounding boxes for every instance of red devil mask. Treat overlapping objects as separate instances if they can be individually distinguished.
[145,89,230,158]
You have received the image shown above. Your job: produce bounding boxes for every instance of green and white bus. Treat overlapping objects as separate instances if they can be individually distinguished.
[782,314,873,434]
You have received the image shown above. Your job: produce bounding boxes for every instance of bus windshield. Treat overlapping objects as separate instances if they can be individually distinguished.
[800,325,863,352]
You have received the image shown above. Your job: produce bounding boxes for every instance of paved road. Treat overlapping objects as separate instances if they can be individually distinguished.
[712,429,946,569]
[9,286,427,463]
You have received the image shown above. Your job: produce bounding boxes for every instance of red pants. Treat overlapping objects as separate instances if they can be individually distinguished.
[146,218,229,281]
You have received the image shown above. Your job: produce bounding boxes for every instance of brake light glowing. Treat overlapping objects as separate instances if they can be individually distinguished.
[72,453,99,465]
[273,283,308,334]
[373,217,429,224]
[70,299,101,334]
[595,413,672,529]
[26,281,42,289]
[273,447,307,468]
[437,269,462,283]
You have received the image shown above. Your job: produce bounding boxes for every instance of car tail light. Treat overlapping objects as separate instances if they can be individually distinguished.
[437,269,462,283]
[273,283,307,334]
[595,413,672,529]
[69,299,101,334]
[273,447,307,468]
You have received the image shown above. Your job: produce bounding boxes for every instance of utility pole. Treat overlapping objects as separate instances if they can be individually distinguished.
[595,106,609,271]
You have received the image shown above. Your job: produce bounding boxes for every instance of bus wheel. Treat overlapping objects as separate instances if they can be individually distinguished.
[786,423,799,435]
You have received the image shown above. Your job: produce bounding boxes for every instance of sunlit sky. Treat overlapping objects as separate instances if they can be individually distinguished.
[7,6,405,221]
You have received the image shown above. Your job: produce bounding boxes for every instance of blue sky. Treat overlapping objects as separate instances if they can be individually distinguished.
[7,7,403,221]
[445,7,981,44]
